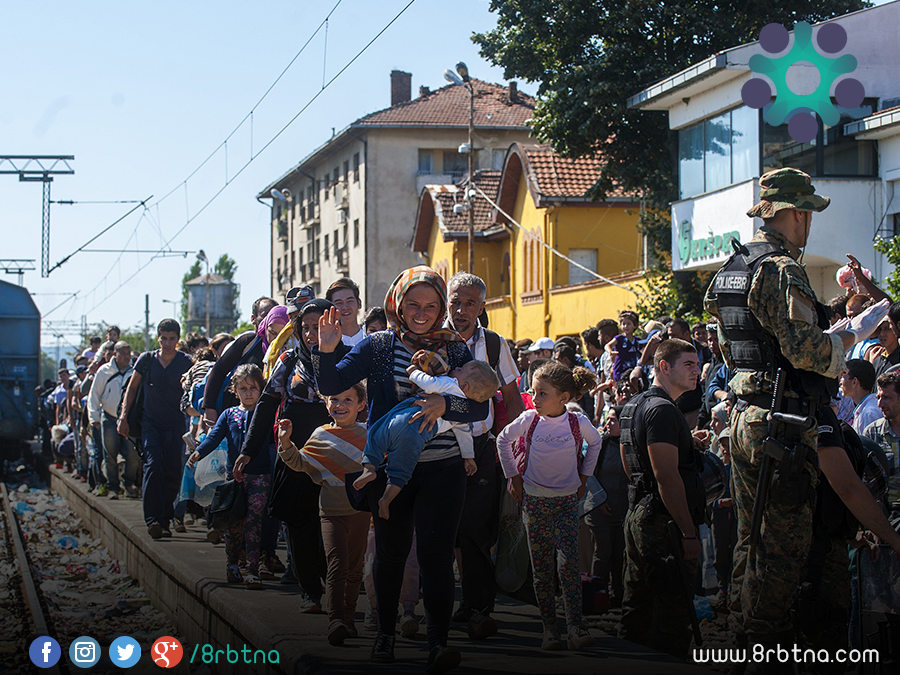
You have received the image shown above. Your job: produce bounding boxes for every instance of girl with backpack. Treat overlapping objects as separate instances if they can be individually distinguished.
[188,364,272,589]
[496,361,602,652]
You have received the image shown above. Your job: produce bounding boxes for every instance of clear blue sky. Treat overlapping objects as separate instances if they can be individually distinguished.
[0,0,512,350]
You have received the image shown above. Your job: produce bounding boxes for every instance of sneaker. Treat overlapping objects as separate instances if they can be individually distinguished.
[328,620,350,646]
[425,645,461,674]
[147,522,163,540]
[399,612,419,638]
[172,518,186,533]
[182,432,197,451]
[370,633,395,663]
[262,552,286,574]
[226,565,243,584]
[541,625,563,651]
[298,597,325,614]
[344,621,358,639]
[467,611,497,640]
[108,491,119,500]
[363,607,378,632]
[258,556,278,580]
[279,567,298,585]
[566,624,594,650]
[161,525,172,538]
[244,574,263,590]
[125,485,140,499]
[95,484,109,497]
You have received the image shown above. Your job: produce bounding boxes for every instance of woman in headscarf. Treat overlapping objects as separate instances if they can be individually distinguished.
[314,266,488,674]
[257,304,291,380]
[237,298,349,613]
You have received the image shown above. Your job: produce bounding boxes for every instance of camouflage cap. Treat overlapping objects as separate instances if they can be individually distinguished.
[747,168,830,219]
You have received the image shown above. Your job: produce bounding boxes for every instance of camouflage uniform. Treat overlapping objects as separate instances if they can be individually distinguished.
[703,169,845,664]
[620,503,699,660]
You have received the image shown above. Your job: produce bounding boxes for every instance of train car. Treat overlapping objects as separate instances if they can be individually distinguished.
[0,278,40,451]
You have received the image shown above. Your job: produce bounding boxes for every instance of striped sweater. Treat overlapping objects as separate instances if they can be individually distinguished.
[278,422,367,516]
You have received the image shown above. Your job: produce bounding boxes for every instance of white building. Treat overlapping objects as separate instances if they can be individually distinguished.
[259,71,534,308]
[627,1,900,300]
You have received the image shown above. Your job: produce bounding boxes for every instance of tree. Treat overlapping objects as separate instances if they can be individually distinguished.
[179,254,241,335]
[474,0,868,319]
[873,236,900,299]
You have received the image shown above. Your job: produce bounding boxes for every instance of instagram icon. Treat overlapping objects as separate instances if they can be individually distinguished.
[69,637,101,668]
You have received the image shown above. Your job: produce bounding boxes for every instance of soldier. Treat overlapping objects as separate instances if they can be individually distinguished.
[703,168,888,673]
[617,338,707,659]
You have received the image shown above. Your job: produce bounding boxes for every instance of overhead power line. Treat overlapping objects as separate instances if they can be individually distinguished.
[81,0,420,315]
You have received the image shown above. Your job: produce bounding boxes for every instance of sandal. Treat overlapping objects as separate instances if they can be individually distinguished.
[226,565,243,584]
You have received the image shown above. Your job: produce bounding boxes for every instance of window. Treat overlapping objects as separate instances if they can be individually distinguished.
[290,250,295,280]
[298,249,304,281]
[323,171,330,201]
[343,223,348,247]
[418,149,433,174]
[343,161,349,183]
[276,258,281,284]
[443,150,467,178]
[353,153,360,182]
[678,105,760,199]
[492,149,506,171]
[522,228,543,299]
[334,230,339,253]
[324,234,330,259]
[568,249,597,286]
[762,98,877,177]
[353,219,360,247]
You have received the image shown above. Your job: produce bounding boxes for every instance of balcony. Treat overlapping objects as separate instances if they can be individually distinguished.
[333,181,349,209]
[335,246,349,274]
[276,217,288,242]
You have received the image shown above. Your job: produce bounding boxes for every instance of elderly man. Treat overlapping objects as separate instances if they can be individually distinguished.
[446,272,524,640]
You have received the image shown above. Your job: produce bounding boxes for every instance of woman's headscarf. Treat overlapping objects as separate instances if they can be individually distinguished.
[384,266,461,356]
[257,305,289,352]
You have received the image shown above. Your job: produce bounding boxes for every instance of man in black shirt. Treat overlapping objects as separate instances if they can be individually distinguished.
[119,319,193,539]
[618,339,706,660]
[872,304,900,376]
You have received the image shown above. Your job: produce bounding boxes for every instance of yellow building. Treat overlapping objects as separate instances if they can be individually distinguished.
[413,142,645,341]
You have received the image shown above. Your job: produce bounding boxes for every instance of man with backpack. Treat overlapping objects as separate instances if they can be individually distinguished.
[446,272,524,641]
[89,341,140,499]
[118,319,193,539]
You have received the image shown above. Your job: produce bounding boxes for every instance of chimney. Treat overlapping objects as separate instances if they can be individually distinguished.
[509,81,519,102]
[419,85,431,98]
[391,70,412,106]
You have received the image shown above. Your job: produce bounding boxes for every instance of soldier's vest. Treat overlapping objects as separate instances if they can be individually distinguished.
[711,240,837,401]
[620,390,706,524]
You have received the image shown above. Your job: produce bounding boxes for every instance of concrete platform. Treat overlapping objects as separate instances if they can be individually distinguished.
[49,466,716,675]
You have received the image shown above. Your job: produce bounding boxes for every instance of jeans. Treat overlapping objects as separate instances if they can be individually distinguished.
[101,415,140,492]
[89,424,106,488]
[456,433,500,615]
[364,398,438,489]
[368,454,466,650]
[141,423,186,527]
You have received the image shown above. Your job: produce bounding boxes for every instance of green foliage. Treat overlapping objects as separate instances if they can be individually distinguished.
[40,352,59,384]
[232,321,254,336]
[475,0,868,317]
[874,236,900,299]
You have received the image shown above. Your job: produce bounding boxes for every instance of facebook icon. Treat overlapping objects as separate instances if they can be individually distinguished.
[29,636,62,668]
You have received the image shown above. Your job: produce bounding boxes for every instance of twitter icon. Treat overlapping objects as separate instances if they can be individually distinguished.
[109,636,141,668]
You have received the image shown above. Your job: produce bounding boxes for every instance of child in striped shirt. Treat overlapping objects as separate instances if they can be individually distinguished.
[277,383,369,646]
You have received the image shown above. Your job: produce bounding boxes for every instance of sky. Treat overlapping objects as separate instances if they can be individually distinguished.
[0,0,513,353]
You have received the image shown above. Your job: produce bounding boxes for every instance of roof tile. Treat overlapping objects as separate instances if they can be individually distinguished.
[357,79,534,128]
[429,171,502,235]
[520,144,633,199]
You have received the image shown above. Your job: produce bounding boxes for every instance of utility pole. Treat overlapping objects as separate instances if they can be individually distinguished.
[0,259,35,286]
[0,156,74,277]
[144,295,150,351]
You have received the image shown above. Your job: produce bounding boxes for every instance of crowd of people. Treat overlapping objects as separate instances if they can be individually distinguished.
[36,185,900,672]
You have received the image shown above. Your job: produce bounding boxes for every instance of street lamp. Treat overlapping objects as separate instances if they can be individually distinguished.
[161,299,179,319]
[196,249,210,335]
[444,62,475,273]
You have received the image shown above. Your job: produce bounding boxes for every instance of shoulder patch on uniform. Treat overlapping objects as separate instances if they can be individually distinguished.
[817,425,833,434]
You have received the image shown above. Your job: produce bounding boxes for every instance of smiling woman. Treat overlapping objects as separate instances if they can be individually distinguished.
[313,265,490,671]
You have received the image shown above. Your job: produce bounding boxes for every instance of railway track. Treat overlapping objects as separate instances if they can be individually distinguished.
[1,482,63,675]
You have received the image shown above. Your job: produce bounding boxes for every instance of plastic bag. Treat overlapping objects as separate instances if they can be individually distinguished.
[194,445,227,488]
[699,523,718,595]
[494,490,530,593]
